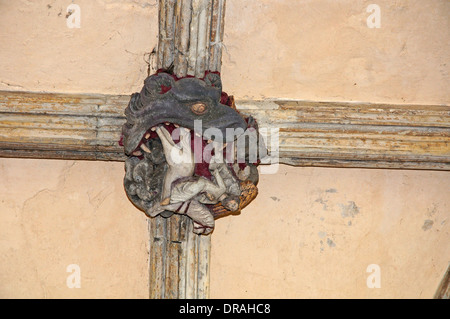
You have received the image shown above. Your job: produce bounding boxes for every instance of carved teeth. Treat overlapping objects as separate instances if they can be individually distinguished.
[140,144,151,153]
[174,124,179,128]
[151,127,156,131]
[145,133,150,139]
[132,150,142,156]
[165,122,170,125]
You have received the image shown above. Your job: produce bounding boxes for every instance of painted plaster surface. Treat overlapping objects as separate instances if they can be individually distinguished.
[222,0,450,104]
[210,165,449,298]
[0,159,149,298]
[1,0,448,105]
[0,0,159,94]
[0,0,449,298]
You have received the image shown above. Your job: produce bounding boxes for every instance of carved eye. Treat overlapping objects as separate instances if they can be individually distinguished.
[191,102,207,115]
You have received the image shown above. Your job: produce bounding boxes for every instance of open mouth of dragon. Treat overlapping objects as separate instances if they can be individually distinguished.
[125,120,257,180]
[121,71,264,233]
[129,122,216,158]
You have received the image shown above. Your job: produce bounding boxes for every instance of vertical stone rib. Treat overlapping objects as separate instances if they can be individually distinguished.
[209,0,225,71]
[174,0,192,77]
[148,215,166,298]
[162,0,176,68]
[156,0,166,69]
[186,0,200,75]
[150,0,225,299]
[195,0,212,78]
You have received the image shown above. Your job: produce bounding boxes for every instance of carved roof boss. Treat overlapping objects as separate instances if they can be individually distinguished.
[121,70,266,234]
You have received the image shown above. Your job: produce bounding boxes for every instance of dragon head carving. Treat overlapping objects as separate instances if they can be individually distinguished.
[121,71,265,234]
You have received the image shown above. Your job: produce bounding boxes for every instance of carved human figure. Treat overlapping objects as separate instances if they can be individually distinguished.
[145,126,241,234]
[154,125,195,204]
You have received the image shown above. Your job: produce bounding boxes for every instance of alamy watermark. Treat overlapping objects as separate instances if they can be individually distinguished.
[161,120,279,174]
[366,264,381,288]
[66,264,81,288]
[366,4,381,28]
[66,4,81,29]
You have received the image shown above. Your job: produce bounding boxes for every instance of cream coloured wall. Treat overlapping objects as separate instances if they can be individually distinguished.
[1,0,448,104]
[0,0,448,298]
[221,0,450,104]
[0,0,159,94]
[210,165,449,298]
[0,158,149,298]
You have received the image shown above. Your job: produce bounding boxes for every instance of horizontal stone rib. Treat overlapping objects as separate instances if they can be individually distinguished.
[0,90,448,170]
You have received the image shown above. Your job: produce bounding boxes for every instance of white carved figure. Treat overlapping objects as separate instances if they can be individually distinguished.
[145,125,241,234]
